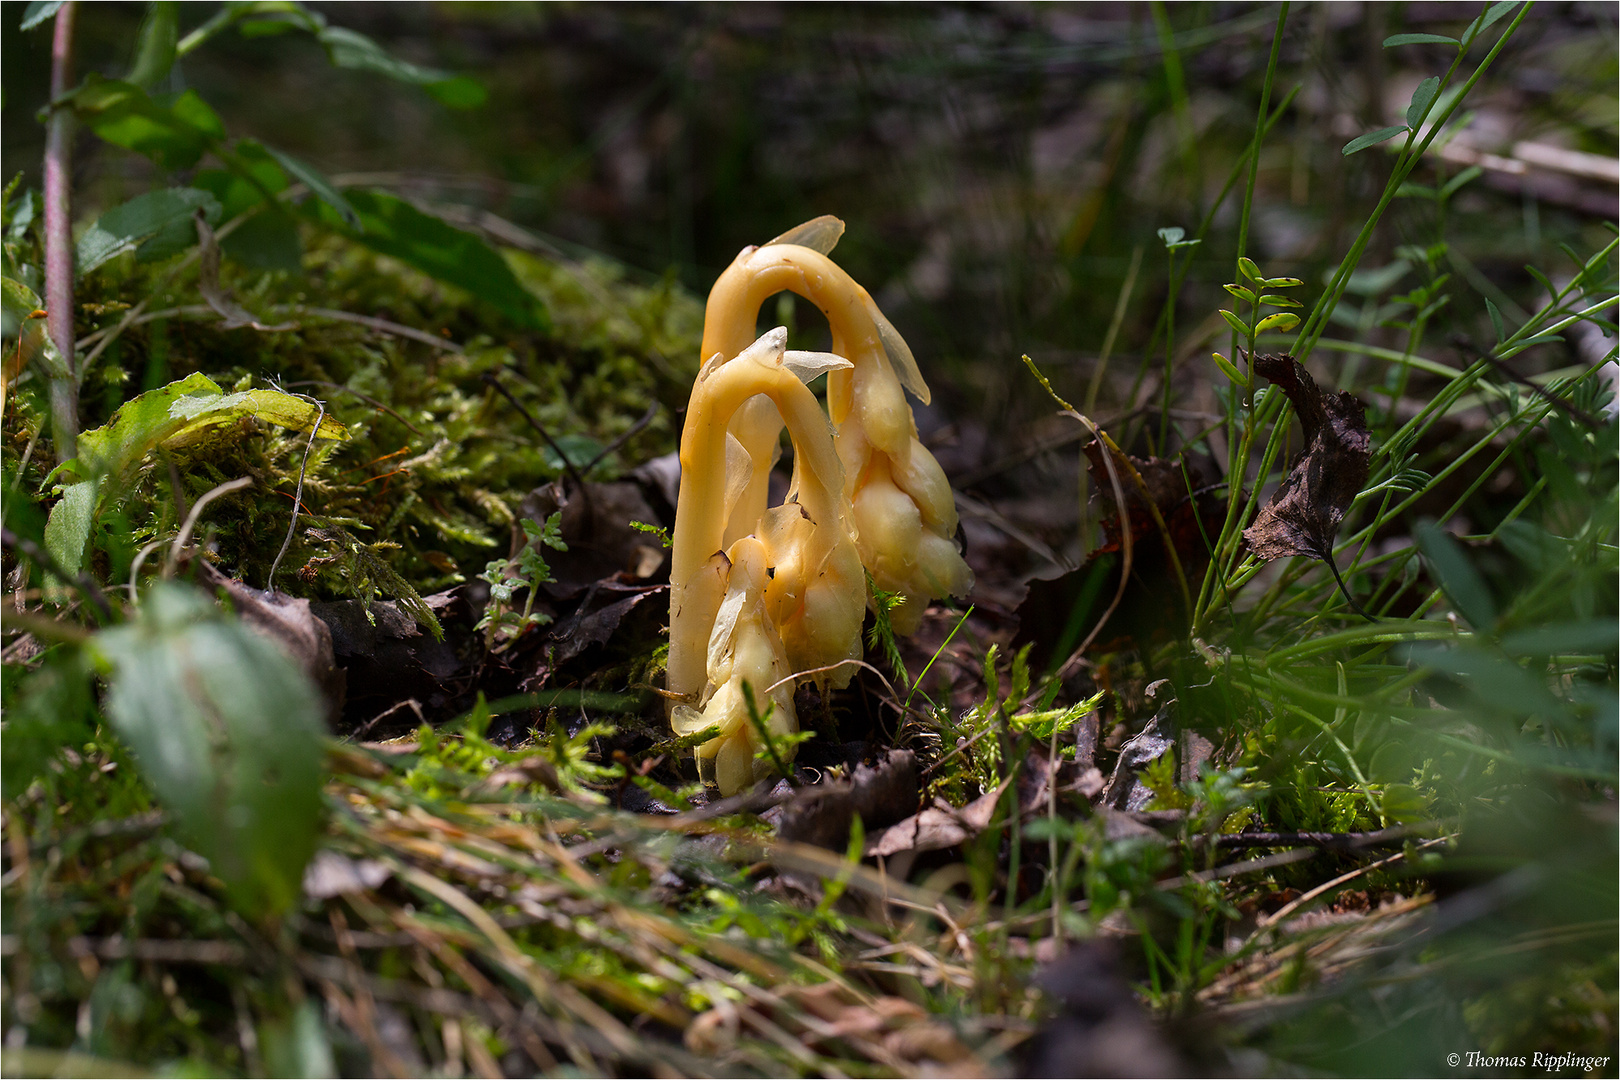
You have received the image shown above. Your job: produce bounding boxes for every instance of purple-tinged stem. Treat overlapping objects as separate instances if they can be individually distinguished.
[43,0,79,461]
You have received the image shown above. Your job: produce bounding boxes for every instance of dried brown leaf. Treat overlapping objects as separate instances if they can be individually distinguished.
[1243,354,1371,564]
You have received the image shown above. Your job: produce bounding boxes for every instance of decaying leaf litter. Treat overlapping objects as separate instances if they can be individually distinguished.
[4,3,1618,1077]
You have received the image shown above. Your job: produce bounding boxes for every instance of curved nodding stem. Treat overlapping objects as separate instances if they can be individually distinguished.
[702,242,928,530]
[700,239,971,633]
[668,329,856,711]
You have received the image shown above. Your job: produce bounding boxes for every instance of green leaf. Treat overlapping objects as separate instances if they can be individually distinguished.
[1258,294,1303,308]
[1382,33,1460,47]
[1416,523,1497,631]
[5,187,36,241]
[1224,283,1257,304]
[91,583,327,921]
[1219,309,1250,337]
[312,190,545,329]
[1405,76,1441,128]
[76,188,223,276]
[19,1,65,31]
[1480,1,1519,32]
[1211,351,1247,385]
[43,374,345,574]
[1485,296,1505,343]
[263,146,358,228]
[1255,312,1300,334]
[195,140,292,216]
[1524,264,1556,302]
[1262,276,1304,288]
[222,211,303,272]
[316,26,487,109]
[1342,125,1409,156]
[127,2,180,88]
[1237,256,1262,283]
[66,78,224,171]
[42,479,97,581]
[1439,164,1483,200]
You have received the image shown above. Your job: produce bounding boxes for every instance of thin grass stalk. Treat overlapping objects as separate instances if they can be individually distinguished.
[1195,4,1536,629]
[1290,2,1534,367]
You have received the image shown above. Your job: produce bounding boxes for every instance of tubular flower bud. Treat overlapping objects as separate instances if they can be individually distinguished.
[670,536,797,796]
[668,328,863,792]
[699,217,972,634]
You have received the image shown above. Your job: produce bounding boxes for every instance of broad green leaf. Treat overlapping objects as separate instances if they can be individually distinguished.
[264,146,358,228]
[312,190,546,330]
[42,478,98,581]
[1262,276,1304,288]
[91,583,327,922]
[1416,523,1497,631]
[194,141,292,218]
[1382,33,1460,47]
[1258,294,1302,308]
[1405,76,1441,128]
[1237,256,1262,282]
[44,374,345,574]
[1485,296,1505,343]
[222,211,303,272]
[19,1,65,30]
[127,2,180,88]
[63,373,345,481]
[76,188,222,275]
[1342,125,1408,156]
[1224,283,1257,303]
[67,78,224,171]
[316,26,487,109]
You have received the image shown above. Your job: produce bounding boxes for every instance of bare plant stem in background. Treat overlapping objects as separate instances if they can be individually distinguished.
[43,0,79,461]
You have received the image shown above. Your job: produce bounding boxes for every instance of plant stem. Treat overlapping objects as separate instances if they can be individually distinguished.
[43,0,79,461]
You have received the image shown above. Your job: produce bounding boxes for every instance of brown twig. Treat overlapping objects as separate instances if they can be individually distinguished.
[481,372,591,499]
